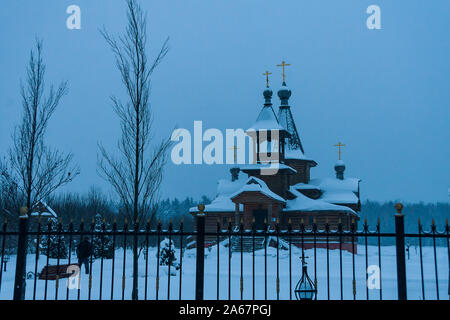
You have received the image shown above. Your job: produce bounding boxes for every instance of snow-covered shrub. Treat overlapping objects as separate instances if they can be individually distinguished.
[158,238,179,269]
[92,214,114,259]
[40,219,68,259]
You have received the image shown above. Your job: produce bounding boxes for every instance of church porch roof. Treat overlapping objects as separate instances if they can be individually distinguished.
[230,177,286,203]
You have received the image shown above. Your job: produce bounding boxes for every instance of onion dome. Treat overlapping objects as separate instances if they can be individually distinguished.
[263,87,273,105]
[278,82,292,106]
[334,160,346,180]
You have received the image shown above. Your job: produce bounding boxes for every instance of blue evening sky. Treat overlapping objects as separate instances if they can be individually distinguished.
[0,0,449,203]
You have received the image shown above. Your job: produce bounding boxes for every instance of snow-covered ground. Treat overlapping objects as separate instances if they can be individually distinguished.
[0,244,448,300]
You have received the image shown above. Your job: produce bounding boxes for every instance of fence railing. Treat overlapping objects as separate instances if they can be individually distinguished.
[0,204,448,300]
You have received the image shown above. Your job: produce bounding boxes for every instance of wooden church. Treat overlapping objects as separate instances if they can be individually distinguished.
[190,63,361,253]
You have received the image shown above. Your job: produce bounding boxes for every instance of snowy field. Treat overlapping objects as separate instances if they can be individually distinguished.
[0,244,448,300]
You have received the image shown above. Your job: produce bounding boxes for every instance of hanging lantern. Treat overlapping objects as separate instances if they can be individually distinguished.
[294,258,317,300]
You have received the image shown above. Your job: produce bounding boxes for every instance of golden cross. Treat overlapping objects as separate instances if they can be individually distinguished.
[229,145,239,162]
[334,142,346,160]
[277,60,291,83]
[263,71,272,88]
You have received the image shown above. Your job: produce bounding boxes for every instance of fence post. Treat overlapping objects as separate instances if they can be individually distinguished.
[13,206,29,300]
[195,204,206,300]
[394,203,407,300]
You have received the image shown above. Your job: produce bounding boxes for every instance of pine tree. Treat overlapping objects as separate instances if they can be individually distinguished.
[40,219,68,259]
[92,214,114,259]
[158,238,177,267]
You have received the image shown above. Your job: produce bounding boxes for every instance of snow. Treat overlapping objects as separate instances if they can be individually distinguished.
[190,178,245,213]
[190,195,242,213]
[239,163,297,174]
[310,177,360,205]
[291,182,321,191]
[285,188,355,214]
[29,201,57,218]
[320,190,359,204]
[230,177,286,203]
[247,105,285,131]
[284,148,315,162]
[216,178,246,196]
[247,122,284,132]
[30,212,55,217]
[284,148,306,160]
[0,244,447,300]
[311,177,360,193]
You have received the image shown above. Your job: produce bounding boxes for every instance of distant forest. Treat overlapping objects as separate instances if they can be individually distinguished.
[359,201,448,247]
[360,200,448,233]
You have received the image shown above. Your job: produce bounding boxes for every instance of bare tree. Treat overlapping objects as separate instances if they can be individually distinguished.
[99,0,171,300]
[8,39,79,212]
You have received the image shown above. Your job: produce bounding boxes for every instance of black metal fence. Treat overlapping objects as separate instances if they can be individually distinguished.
[0,206,448,300]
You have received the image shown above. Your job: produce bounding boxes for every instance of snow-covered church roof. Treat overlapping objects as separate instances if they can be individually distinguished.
[230,176,286,203]
[239,163,297,174]
[284,148,316,162]
[247,87,285,132]
[189,178,245,213]
[247,105,285,132]
[291,182,321,191]
[309,177,361,204]
[285,188,355,214]
[310,177,360,193]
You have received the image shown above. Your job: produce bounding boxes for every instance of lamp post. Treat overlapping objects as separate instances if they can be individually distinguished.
[3,255,9,272]
[406,240,410,260]
[195,204,206,300]
[294,256,317,300]
[394,203,407,300]
[13,206,29,300]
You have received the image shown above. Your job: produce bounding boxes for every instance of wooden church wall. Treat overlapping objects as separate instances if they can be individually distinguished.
[284,159,310,184]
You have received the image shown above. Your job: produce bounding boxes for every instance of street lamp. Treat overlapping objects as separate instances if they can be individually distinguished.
[13,205,29,300]
[3,255,9,272]
[294,256,317,300]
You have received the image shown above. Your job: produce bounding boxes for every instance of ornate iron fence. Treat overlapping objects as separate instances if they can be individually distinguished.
[0,205,448,300]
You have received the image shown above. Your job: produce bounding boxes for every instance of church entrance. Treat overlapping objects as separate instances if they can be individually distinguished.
[253,208,267,230]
